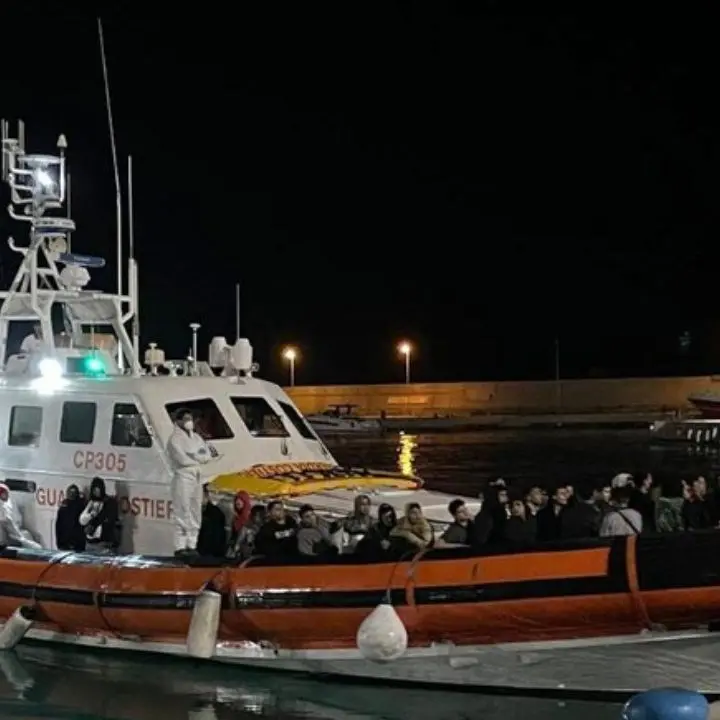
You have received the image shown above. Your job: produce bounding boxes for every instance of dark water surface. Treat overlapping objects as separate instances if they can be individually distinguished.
[2,428,706,719]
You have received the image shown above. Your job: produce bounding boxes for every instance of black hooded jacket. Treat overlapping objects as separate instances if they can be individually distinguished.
[55,484,86,551]
[355,503,397,559]
[80,477,121,549]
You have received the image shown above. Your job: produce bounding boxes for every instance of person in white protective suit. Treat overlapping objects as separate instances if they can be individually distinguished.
[20,323,44,354]
[166,409,219,557]
[0,482,42,550]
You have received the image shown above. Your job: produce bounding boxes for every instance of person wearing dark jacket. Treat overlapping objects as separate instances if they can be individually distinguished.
[536,484,569,542]
[254,500,298,558]
[55,484,86,552]
[472,486,507,546]
[196,486,228,558]
[356,503,397,559]
[561,482,602,539]
[441,499,473,545]
[682,475,716,530]
[79,477,121,554]
[630,471,656,533]
[503,494,536,545]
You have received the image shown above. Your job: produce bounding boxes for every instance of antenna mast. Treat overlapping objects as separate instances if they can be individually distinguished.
[235,282,240,341]
[128,154,139,361]
[97,18,124,369]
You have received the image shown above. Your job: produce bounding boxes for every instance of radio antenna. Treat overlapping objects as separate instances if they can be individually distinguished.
[97,21,123,297]
[235,282,241,341]
[97,17,124,371]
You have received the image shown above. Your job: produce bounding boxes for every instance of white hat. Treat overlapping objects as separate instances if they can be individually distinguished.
[612,472,633,488]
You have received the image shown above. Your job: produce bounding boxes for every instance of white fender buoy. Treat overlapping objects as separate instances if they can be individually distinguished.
[356,603,407,662]
[186,590,221,660]
[0,606,36,651]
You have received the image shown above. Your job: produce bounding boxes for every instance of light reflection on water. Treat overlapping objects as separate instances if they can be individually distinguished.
[2,428,697,719]
[396,432,418,477]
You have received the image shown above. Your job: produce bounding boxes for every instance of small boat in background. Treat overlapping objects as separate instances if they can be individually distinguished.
[650,417,720,446]
[307,404,383,436]
[688,391,720,419]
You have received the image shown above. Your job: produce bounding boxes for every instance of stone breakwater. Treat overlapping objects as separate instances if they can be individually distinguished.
[286,375,717,417]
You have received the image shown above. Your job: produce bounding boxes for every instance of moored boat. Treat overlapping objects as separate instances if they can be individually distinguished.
[688,392,720,419]
[307,405,383,436]
[649,417,720,445]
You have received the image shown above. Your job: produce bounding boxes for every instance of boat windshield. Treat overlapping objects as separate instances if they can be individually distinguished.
[277,400,317,440]
[230,397,288,438]
[165,399,234,440]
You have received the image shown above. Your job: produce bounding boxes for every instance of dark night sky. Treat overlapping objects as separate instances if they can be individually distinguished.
[1,6,719,385]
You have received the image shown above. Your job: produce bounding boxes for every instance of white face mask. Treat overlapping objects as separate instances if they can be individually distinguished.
[182,420,194,432]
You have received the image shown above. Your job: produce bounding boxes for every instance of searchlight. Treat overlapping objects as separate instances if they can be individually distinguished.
[38,357,63,379]
[34,168,55,189]
[33,357,66,395]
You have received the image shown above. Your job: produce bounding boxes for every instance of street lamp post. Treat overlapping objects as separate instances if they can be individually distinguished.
[283,347,297,387]
[398,341,411,384]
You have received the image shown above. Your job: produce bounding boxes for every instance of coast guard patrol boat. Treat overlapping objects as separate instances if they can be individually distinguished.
[0,120,476,555]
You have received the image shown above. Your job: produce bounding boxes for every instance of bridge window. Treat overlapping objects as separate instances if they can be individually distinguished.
[231,397,289,438]
[60,401,97,444]
[8,406,43,447]
[111,403,153,448]
[165,399,234,440]
[278,400,316,440]
[3,478,37,493]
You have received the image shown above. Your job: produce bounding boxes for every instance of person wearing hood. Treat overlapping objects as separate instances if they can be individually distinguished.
[196,486,228,558]
[166,408,218,557]
[342,494,373,552]
[390,502,433,552]
[55,484,86,551]
[79,477,121,554]
[0,482,42,550]
[356,503,397,558]
[228,503,266,561]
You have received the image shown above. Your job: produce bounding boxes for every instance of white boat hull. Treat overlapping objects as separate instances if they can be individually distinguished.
[9,622,720,697]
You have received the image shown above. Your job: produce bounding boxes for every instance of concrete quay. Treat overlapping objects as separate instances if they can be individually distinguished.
[378,411,664,433]
[286,375,716,419]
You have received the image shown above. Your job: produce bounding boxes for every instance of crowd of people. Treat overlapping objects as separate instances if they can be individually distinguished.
[196,491,431,561]
[454,470,718,547]
[194,469,720,561]
[2,467,716,561]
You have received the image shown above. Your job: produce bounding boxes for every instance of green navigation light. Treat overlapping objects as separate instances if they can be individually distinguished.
[83,355,105,375]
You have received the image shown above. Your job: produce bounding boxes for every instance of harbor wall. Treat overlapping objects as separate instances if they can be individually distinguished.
[285,375,717,417]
